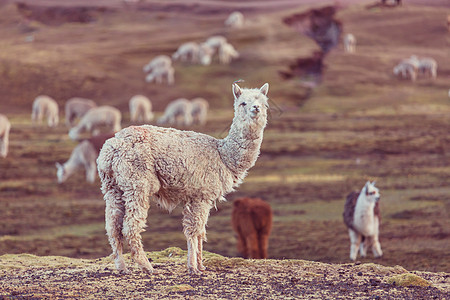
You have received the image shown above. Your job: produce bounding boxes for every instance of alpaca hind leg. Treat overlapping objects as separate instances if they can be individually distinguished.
[349,229,362,261]
[359,236,370,258]
[104,187,128,273]
[122,186,153,273]
[236,231,248,258]
[246,233,260,259]
[372,236,383,258]
[258,232,270,259]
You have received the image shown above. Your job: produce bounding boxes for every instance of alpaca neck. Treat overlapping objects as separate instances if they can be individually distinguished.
[219,116,265,178]
[354,195,376,234]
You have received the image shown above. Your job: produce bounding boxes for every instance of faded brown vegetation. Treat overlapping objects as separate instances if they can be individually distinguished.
[0,0,449,297]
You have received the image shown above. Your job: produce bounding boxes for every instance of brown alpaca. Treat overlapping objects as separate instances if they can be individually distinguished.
[232,197,272,259]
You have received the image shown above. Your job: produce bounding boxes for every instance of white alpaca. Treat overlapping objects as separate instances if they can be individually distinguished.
[0,114,11,158]
[65,97,97,127]
[393,62,417,82]
[129,95,154,123]
[343,181,383,261]
[204,35,227,55]
[190,97,209,125]
[417,57,437,79]
[198,43,214,65]
[343,33,356,53]
[145,65,175,85]
[31,95,59,127]
[143,55,172,73]
[56,133,114,183]
[157,98,193,127]
[97,82,269,274]
[225,11,244,28]
[172,42,200,63]
[219,43,239,64]
[68,106,121,140]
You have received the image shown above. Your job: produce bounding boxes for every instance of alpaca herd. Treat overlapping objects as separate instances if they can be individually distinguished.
[342,33,438,81]
[143,11,243,86]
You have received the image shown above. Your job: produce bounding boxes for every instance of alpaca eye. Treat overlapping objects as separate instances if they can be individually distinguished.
[240,102,247,106]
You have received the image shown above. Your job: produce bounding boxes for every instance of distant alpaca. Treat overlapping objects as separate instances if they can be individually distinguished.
[97,82,270,274]
[145,65,175,85]
[157,98,193,127]
[204,35,227,56]
[225,11,244,28]
[31,95,59,127]
[69,106,121,140]
[143,55,172,73]
[0,114,11,158]
[65,97,97,127]
[417,57,437,79]
[343,181,383,261]
[219,43,239,64]
[343,33,356,53]
[393,62,417,82]
[190,97,209,126]
[172,42,200,63]
[232,197,272,259]
[56,133,114,183]
[129,95,154,123]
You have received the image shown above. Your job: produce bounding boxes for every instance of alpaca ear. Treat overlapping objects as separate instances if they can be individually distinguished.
[260,83,269,96]
[55,162,62,169]
[232,83,242,100]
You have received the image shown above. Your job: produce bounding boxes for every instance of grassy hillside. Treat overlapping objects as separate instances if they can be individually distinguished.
[0,0,449,276]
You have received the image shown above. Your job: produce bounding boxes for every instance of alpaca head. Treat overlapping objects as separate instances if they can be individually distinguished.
[362,181,380,203]
[232,83,269,130]
[55,162,68,183]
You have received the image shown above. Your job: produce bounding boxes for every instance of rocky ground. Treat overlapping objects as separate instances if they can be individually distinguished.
[0,248,448,299]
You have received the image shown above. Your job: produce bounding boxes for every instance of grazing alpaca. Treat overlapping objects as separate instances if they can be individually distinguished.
[31,95,59,127]
[145,65,175,85]
[97,82,269,274]
[65,97,97,127]
[393,62,417,82]
[129,95,154,123]
[190,97,209,126]
[68,105,121,140]
[343,181,383,261]
[157,98,193,127]
[417,57,437,79]
[56,133,114,183]
[204,35,227,56]
[225,11,244,28]
[172,42,200,63]
[232,197,272,259]
[0,114,11,158]
[219,43,239,65]
[343,33,356,53]
[143,55,172,73]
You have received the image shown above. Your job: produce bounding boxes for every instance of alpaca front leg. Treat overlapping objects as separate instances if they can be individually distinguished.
[359,237,370,258]
[349,229,362,261]
[186,236,200,274]
[183,201,212,274]
[197,234,206,271]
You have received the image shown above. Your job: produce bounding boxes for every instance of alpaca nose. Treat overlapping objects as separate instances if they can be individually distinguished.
[252,105,260,113]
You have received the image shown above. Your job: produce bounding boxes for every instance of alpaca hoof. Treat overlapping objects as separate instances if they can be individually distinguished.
[118,268,131,275]
[188,268,202,275]
[198,264,206,272]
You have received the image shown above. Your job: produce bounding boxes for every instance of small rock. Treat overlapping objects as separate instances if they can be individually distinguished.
[357,272,363,276]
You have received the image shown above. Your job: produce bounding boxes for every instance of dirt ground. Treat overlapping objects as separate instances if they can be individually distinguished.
[0,0,449,298]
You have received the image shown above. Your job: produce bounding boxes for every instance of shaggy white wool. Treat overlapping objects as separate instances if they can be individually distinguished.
[97,82,269,274]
